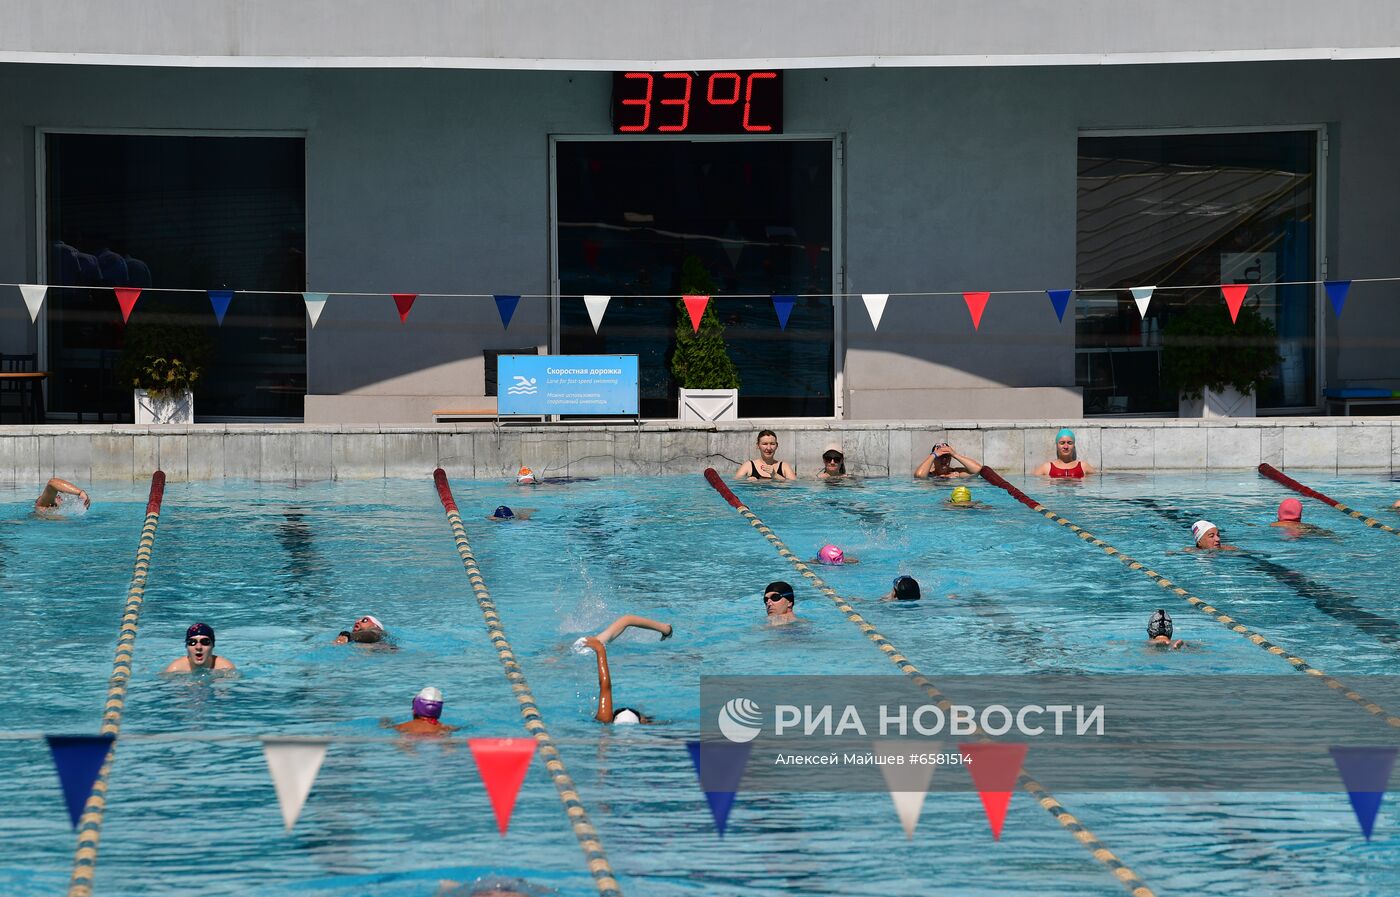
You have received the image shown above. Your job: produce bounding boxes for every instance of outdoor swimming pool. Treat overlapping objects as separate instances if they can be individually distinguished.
[3,469,1399,896]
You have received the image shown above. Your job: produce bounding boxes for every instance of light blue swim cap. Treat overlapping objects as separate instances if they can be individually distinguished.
[1056,428,1076,442]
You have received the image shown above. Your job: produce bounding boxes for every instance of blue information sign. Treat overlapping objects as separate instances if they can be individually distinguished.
[497,355,640,416]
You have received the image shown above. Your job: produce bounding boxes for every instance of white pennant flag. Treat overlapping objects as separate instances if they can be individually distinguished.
[1130,286,1155,318]
[262,738,329,832]
[874,740,939,838]
[18,284,47,323]
[862,293,889,330]
[583,295,611,333]
[302,292,329,328]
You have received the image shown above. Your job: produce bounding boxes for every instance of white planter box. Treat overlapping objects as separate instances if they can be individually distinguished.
[1178,385,1256,418]
[134,389,194,424]
[678,388,739,421]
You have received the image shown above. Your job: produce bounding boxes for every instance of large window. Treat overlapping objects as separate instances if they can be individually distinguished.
[45,133,306,419]
[1076,131,1317,413]
[556,139,834,417]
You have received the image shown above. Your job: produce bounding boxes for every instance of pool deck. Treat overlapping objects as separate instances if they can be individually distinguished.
[0,417,1396,481]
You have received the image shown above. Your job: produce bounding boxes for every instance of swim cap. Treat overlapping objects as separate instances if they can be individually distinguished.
[186,622,215,643]
[950,486,972,504]
[1056,428,1076,442]
[1147,609,1173,639]
[412,686,444,720]
[764,581,795,604]
[1191,520,1218,544]
[516,467,535,484]
[493,505,515,519]
[360,614,384,631]
[613,708,642,725]
[1277,499,1303,522]
[818,544,844,564]
[892,575,921,600]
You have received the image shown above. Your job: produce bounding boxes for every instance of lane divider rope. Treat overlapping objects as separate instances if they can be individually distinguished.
[432,469,622,897]
[1258,463,1400,537]
[68,470,167,897]
[701,468,1156,897]
[977,466,1400,729]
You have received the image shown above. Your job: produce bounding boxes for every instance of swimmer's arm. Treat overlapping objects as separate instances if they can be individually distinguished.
[948,450,982,475]
[1079,460,1096,475]
[585,637,615,723]
[736,460,756,479]
[213,656,237,670]
[39,477,90,508]
[1031,461,1052,476]
[913,454,936,479]
[595,615,673,644]
[778,462,796,479]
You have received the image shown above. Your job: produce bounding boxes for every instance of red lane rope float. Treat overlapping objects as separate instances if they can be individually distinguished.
[69,470,167,897]
[1258,463,1400,537]
[702,468,1157,897]
[432,469,622,897]
[977,465,1400,728]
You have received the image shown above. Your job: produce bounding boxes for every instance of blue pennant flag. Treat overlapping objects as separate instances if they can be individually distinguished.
[1324,280,1351,318]
[687,740,752,837]
[47,734,114,829]
[1046,289,1073,323]
[1330,746,1397,840]
[208,290,234,326]
[772,295,796,330]
[494,295,521,330]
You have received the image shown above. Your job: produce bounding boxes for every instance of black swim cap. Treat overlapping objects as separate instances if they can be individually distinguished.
[892,576,921,600]
[765,581,795,603]
[493,506,514,519]
[186,622,215,643]
[1147,609,1173,639]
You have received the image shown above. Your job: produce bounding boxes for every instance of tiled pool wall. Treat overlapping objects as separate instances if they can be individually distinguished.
[0,419,1396,482]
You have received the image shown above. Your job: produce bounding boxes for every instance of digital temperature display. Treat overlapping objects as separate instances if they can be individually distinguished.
[611,70,783,135]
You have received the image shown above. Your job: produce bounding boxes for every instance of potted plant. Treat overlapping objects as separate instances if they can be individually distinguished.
[1162,300,1281,418]
[116,322,211,424]
[670,256,742,421]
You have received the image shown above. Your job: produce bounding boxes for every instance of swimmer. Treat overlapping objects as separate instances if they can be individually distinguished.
[1393,499,1400,510]
[514,467,543,486]
[1146,609,1184,650]
[388,686,459,735]
[882,575,922,601]
[915,443,982,479]
[1188,519,1238,551]
[334,614,387,645]
[34,477,90,515]
[1032,429,1095,478]
[485,505,535,522]
[817,448,847,479]
[1269,498,1329,536]
[164,622,236,673]
[736,429,795,481]
[763,580,800,626]
[577,615,672,725]
[813,544,859,565]
[435,876,548,897]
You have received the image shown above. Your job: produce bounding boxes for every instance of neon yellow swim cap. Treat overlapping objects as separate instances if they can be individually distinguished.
[950,486,972,504]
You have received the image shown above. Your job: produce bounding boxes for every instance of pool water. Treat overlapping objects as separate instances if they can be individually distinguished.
[2,470,1399,897]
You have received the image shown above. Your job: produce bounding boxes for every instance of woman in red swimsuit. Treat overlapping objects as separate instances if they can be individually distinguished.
[1032,428,1095,478]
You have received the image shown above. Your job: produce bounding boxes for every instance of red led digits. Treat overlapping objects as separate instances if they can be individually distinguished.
[618,72,653,132]
[742,71,777,132]
[658,72,692,132]
[707,72,742,105]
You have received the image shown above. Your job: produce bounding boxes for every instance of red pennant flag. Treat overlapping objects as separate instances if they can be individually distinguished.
[469,738,536,836]
[392,293,417,323]
[683,295,709,333]
[959,742,1028,839]
[114,287,141,323]
[1220,284,1248,323]
[962,292,990,331]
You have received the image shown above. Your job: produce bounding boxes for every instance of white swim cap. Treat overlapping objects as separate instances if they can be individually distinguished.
[416,686,443,703]
[613,708,641,725]
[1191,520,1218,543]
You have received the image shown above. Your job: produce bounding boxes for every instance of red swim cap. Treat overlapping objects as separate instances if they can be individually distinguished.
[1277,498,1303,522]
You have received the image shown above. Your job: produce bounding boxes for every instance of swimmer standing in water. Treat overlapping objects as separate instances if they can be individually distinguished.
[164,623,236,673]
[763,580,800,626]
[1188,520,1238,551]
[1269,499,1330,537]
[34,477,90,516]
[736,430,796,481]
[388,686,459,735]
[1146,609,1184,650]
[576,615,672,725]
[1032,429,1095,478]
[915,443,982,479]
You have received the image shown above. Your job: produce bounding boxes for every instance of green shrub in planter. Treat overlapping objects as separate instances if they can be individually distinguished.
[116,322,212,401]
[669,256,741,390]
[1162,301,1281,400]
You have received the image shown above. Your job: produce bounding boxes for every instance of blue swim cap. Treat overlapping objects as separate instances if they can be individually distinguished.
[1056,428,1076,442]
[493,506,514,519]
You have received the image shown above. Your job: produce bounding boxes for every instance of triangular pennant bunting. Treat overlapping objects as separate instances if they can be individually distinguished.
[469,738,537,836]
[1130,286,1155,318]
[874,741,939,838]
[208,290,234,326]
[687,741,752,836]
[683,295,709,333]
[114,287,141,323]
[1330,746,1397,840]
[392,293,417,323]
[1325,280,1352,318]
[1047,289,1072,323]
[583,295,611,333]
[495,294,521,330]
[772,295,796,330]
[962,291,990,331]
[1220,284,1248,323]
[862,293,889,330]
[18,284,47,323]
[302,292,329,328]
[262,738,329,832]
[46,734,114,829]
[959,742,1028,840]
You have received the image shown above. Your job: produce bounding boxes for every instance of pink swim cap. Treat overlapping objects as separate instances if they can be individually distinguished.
[818,544,844,564]
[1277,498,1303,522]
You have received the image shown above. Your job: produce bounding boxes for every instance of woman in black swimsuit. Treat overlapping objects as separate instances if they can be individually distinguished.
[736,429,796,481]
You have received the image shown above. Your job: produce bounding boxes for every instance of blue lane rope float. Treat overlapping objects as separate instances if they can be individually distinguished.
[68,470,166,897]
[432,469,622,897]
[701,469,1157,897]
[977,466,1400,729]
[1259,463,1400,538]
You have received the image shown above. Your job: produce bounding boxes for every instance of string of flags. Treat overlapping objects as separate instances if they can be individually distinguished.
[3,280,1365,332]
